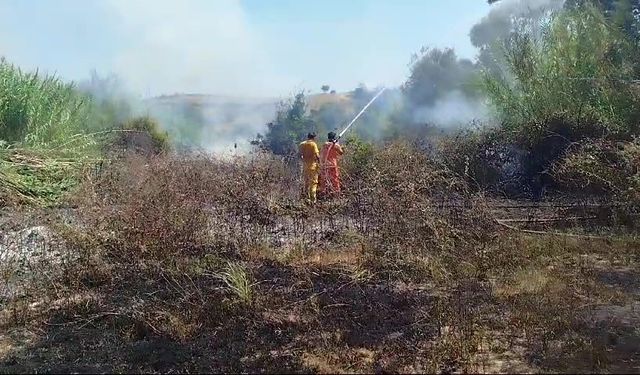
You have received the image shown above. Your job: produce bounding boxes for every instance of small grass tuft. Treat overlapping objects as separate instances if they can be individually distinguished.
[219,261,253,304]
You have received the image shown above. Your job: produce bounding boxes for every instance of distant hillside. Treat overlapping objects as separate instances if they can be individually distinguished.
[307,92,354,112]
[143,92,359,153]
[148,94,280,107]
[146,92,353,111]
[143,95,279,153]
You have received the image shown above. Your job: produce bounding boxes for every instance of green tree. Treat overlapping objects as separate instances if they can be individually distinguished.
[482,4,640,140]
[402,47,479,107]
[321,85,330,93]
[253,91,316,155]
[475,1,562,74]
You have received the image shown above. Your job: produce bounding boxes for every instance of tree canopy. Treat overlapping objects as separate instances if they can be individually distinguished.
[402,48,478,107]
[252,92,316,155]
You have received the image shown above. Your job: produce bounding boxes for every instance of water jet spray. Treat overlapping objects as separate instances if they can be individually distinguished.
[336,87,387,141]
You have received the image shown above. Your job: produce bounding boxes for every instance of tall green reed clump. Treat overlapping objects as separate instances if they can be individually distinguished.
[0,58,94,149]
[0,60,131,205]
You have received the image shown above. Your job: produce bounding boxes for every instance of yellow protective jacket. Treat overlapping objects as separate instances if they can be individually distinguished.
[299,139,320,202]
[299,139,320,167]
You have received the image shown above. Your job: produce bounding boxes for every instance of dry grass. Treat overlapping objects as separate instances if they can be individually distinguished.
[306,92,353,112]
[1,142,639,373]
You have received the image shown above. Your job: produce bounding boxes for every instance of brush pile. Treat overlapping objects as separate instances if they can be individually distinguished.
[0,147,92,206]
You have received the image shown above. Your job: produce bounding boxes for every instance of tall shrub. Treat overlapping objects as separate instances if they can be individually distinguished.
[482,5,640,143]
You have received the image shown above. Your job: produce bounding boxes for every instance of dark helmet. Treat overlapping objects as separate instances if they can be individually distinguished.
[307,132,317,139]
[327,132,337,141]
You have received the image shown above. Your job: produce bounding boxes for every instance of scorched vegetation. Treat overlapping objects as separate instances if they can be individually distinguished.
[1,2,640,374]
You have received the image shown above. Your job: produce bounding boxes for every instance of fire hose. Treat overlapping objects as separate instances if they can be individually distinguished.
[319,87,386,196]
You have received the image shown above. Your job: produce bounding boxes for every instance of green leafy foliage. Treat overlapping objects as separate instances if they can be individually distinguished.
[342,135,374,180]
[0,60,169,206]
[0,59,90,147]
[253,91,316,155]
[482,4,640,143]
[403,48,480,108]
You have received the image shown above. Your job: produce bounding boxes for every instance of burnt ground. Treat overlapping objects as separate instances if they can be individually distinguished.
[0,262,443,373]
[1,199,640,374]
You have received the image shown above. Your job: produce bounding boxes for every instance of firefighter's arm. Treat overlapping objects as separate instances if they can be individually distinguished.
[336,143,345,155]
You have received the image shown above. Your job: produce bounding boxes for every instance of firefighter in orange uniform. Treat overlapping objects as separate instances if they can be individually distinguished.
[319,131,344,198]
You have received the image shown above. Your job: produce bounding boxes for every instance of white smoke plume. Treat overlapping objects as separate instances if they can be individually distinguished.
[411,91,490,129]
[106,0,292,98]
[487,0,564,19]
[471,0,565,48]
[0,0,564,151]
[104,0,292,154]
[144,95,279,154]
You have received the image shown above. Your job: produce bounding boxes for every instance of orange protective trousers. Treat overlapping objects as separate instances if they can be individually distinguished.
[320,166,340,196]
[319,141,344,197]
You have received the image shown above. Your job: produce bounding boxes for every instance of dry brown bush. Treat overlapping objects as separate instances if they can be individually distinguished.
[552,139,631,196]
[4,141,638,373]
[437,129,515,192]
[75,150,300,260]
[551,139,640,227]
[341,141,497,281]
[77,153,211,260]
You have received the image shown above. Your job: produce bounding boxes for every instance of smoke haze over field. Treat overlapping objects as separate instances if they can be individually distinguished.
[0,0,566,151]
[0,0,489,96]
[472,0,564,43]
[106,0,292,98]
[145,95,280,154]
[411,91,491,129]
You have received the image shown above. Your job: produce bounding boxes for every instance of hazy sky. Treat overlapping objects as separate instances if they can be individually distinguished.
[0,0,491,97]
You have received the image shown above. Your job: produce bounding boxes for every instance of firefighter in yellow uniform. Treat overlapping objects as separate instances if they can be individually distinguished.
[299,132,320,204]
